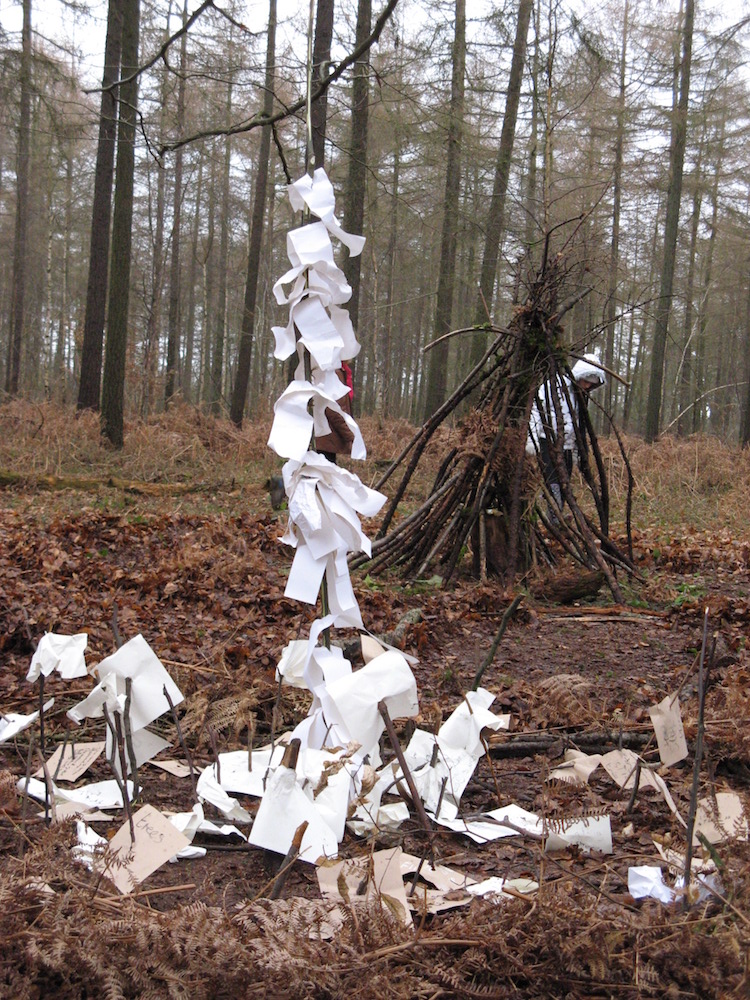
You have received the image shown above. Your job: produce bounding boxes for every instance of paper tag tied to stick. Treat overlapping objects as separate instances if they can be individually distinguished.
[649,693,688,766]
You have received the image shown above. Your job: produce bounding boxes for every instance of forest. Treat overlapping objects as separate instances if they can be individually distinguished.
[1,0,749,445]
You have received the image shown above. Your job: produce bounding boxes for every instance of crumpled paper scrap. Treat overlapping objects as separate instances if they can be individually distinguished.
[68,634,183,733]
[27,632,88,682]
[195,767,253,824]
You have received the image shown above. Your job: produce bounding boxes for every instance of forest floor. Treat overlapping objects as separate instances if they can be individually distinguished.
[2,401,750,998]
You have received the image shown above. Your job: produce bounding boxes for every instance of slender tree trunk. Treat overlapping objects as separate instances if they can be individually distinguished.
[644,0,694,442]
[143,145,166,417]
[209,69,233,416]
[604,0,628,425]
[165,0,188,407]
[310,0,334,169]
[101,0,140,448]
[77,0,123,411]
[341,0,371,366]
[184,149,203,403]
[470,0,533,366]
[423,0,465,419]
[6,0,32,395]
[230,0,276,427]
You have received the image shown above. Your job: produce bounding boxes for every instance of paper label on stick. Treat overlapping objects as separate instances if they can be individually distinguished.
[35,742,105,782]
[648,694,688,766]
[100,804,189,894]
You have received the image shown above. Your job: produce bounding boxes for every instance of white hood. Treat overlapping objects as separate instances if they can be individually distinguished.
[571,354,605,388]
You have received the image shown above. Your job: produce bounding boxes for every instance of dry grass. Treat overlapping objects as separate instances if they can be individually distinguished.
[601,433,750,541]
[1,399,748,540]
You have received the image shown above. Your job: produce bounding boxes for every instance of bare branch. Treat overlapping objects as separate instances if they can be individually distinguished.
[159,0,400,154]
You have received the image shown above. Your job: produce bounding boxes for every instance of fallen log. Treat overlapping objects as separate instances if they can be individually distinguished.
[0,469,217,495]
[486,728,652,759]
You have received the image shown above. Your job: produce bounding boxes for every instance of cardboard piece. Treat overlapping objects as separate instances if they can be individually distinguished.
[35,741,105,782]
[100,804,190,894]
[693,791,748,845]
[318,847,412,925]
[149,758,192,778]
[649,693,689,766]
[600,749,685,825]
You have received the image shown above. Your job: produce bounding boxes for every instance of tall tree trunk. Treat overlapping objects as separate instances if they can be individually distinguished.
[604,0,628,425]
[101,0,140,448]
[143,145,166,417]
[77,0,123,411]
[5,0,32,396]
[184,149,204,403]
[644,0,694,443]
[310,0,334,169]
[165,0,189,407]
[341,0,371,375]
[230,0,276,428]
[209,68,233,416]
[423,0,465,419]
[470,0,533,366]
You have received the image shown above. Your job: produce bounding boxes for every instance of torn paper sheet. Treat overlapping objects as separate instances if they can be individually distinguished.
[693,791,748,845]
[268,382,366,462]
[107,726,171,779]
[27,632,88,682]
[72,820,108,870]
[99,805,190,894]
[67,634,183,733]
[287,168,366,258]
[400,729,478,822]
[207,743,357,843]
[318,847,412,926]
[34,741,105,782]
[600,749,685,826]
[547,749,603,785]
[167,803,247,861]
[319,649,418,763]
[276,639,310,688]
[397,689,510,822]
[437,688,511,754]
[467,876,539,900]
[434,803,612,854]
[19,775,134,812]
[248,764,338,863]
[649,693,688,766]
[195,767,252,824]
[0,698,54,744]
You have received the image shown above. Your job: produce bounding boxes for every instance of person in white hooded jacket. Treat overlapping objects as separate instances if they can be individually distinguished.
[526,353,606,515]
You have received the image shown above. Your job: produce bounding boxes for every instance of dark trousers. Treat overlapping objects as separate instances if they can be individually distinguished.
[539,437,573,509]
